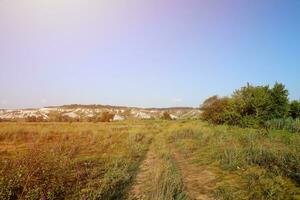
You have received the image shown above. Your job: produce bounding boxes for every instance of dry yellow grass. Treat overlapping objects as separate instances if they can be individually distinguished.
[1,120,300,200]
[0,121,157,199]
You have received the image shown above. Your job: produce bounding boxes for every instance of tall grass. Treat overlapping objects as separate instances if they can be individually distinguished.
[168,121,300,200]
[267,118,300,133]
[129,125,187,200]
[145,136,187,200]
[0,122,155,200]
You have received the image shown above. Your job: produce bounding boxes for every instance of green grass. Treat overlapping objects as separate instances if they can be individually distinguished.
[167,121,300,200]
[140,132,187,200]
[267,118,300,133]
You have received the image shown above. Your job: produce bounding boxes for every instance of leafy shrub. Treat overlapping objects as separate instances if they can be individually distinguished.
[201,82,294,129]
[289,100,300,119]
[201,96,230,124]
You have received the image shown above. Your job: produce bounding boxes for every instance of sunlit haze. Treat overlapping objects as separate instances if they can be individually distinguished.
[1,0,299,108]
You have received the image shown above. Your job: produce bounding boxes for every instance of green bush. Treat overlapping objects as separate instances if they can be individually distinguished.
[201,96,230,124]
[289,100,300,119]
[200,82,296,130]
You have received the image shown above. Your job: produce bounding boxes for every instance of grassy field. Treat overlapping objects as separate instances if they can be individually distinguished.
[168,121,300,200]
[0,121,158,199]
[1,120,300,200]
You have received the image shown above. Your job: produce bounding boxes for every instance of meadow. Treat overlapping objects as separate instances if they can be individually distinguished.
[0,121,157,199]
[1,120,300,200]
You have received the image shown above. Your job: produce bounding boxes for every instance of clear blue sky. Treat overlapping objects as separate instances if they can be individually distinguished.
[0,0,299,109]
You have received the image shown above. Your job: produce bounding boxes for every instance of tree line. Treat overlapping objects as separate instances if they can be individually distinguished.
[200,82,300,131]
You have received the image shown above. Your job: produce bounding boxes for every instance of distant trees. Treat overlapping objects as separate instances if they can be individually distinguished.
[25,116,37,122]
[46,112,79,122]
[25,116,46,122]
[99,112,115,122]
[201,82,294,128]
[82,112,115,122]
[162,112,172,120]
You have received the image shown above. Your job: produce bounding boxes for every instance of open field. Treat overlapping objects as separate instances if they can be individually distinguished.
[1,120,300,200]
[2,1,299,199]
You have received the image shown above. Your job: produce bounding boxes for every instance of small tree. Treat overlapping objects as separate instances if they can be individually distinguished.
[201,96,230,124]
[99,112,115,122]
[162,112,172,120]
[270,82,289,118]
[200,95,218,110]
[289,100,300,119]
[232,83,273,127]
[25,116,37,122]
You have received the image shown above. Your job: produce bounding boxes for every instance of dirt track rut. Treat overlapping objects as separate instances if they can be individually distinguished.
[172,151,216,200]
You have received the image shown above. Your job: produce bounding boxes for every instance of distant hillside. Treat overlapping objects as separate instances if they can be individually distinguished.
[48,104,196,110]
[47,104,132,110]
[0,104,201,122]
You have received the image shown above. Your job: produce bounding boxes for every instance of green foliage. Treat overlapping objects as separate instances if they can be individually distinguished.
[270,82,289,119]
[201,95,219,109]
[233,83,273,127]
[289,100,300,119]
[201,82,294,129]
[201,96,230,124]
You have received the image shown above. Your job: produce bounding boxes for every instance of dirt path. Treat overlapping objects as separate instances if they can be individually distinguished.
[128,147,159,200]
[172,151,216,200]
[129,130,216,200]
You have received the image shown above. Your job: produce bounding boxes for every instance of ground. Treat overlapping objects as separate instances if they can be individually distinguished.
[0,120,300,200]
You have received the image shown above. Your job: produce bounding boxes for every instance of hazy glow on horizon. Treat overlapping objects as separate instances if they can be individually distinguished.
[0,0,299,108]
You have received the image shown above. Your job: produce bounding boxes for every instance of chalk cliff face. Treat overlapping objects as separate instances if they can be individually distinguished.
[0,105,201,121]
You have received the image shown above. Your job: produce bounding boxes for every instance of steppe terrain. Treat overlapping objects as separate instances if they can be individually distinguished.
[1,119,300,200]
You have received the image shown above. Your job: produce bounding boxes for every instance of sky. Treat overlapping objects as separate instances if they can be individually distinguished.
[0,0,299,109]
